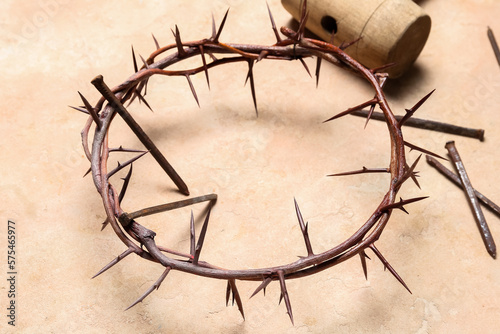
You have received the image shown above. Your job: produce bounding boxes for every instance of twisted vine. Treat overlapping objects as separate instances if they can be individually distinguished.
[75,1,435,323]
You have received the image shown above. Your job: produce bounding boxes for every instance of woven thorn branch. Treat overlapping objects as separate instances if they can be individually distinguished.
[75,1,437,324]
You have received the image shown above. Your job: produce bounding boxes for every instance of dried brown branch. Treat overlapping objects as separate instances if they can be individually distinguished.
[77,0,433,324]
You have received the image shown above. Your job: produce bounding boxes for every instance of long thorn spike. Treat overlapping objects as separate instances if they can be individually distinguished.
[250,277,273,298]
[199,45,210,89]
[266,2,282,43]
[173,25,187,57]
[125,267,171,310]
[294,198,314,256]
[359,250,369,280]
[92,248,134,279]
[193,204,213,265]
[214,9,230,43]
[323,98,377,123]
[227,279,245,319]
[315,57,322,87]
[118,164,133,204]
[404,140,446,160]
[399,89,435,127]
[151,33,160,50]
[328,167,390,177]
[277,270,294,325]
[380,196,429,214]
[131,45,139,73]
[185,75,200,107]
[299,58,311,77]
[369,245,411,294]
[245,60,258,115]
[78,91,101,130]
[107,151,149,179]
[190,210,195,257]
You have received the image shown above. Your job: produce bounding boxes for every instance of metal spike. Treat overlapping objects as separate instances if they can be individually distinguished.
[118,164,133,204]
[185,75,200,107]
[107,151,149,179]
[323,98,378,123]
[125,267,171,310]
[369,244,411,294]
[250,277,273,298]
[294,198,314,256]
[266,2,282,43]
[192,204,213,265]
[92,248,134,279]
[277,270,294,325]
[399,89,435,127]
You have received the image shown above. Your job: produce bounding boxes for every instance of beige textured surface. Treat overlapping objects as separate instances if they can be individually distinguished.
[1,0,500,333]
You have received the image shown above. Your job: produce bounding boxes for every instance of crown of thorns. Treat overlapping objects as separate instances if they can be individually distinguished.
[74,1,438,324]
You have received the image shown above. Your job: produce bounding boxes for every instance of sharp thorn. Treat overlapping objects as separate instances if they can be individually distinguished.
[323,98,377,123]
[78,91,101,130]
[277,270,294,325]
[369,244,411,294]
[245,60,258,116]
[380,196,429,213]
[139,54,149,69]
[69,105,90,115]
[83,166,92,178]
[359,250,369,280]
[107,151,149,179]
[328,167,390,177]
[315,57,322,87]
[404,141,446,160]
[118,164,133,204]
[399,89,436,127]
[199,45,210,89]
[131,45,139,73]
[294,198,314,256]
[266,2,282,43]
[92,248,134,279]
[250,277,273,298]
[151,33,160,50]
[193,204,213,265]
[125,267,171,310]
[190,210,195,257]
[227,279,245,320]
[185,75,200,107]
[214,8,230,43]
[173,25,187,57]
